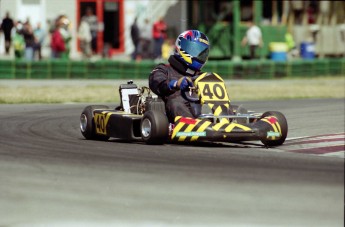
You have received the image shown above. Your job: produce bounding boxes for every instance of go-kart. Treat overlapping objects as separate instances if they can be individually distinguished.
[80,72,288,147]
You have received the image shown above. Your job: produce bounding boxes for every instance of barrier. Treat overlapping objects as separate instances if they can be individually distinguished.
[0,58,343,80]
[0,60,15,79]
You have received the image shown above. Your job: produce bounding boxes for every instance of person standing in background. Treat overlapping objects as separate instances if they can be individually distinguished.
[0,12,14,55]
[51,19,65,59]
[140,18,152,59]
[51,15,71,59]
[34,22,45,60]
[152,17,167,61]
[22,21,36,61]
[59,16,72,59]
[241,20,263,59]
[82,7,98,54]
[12,21,25,59]
[161,38,174,61]
[130,17,140,61]
[291,0,304,25]
[78,18,92,59]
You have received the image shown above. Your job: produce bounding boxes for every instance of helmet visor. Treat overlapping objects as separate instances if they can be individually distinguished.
[180,38,209,63]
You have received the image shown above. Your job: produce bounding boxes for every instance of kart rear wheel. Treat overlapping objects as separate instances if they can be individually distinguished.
[231,105,248,123]
[231,105,247,114]
[260,111,288,147]
[141,110,169,145]
[80,105,110,141]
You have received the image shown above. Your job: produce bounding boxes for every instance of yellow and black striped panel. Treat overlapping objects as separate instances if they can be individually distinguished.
[207,103,230,116]
[172,117,252,142]
[211,119,251,132]
[204,102,231,124]
[260,116,282,140]
[171,117,212,142]
[224,123,252,132]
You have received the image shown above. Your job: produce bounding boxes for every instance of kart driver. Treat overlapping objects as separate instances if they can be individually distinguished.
[149,30,210,123]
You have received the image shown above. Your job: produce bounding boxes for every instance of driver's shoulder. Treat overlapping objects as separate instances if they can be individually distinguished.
[151,63,169,72]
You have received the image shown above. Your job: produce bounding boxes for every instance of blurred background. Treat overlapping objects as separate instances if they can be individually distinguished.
[0,0,344,79]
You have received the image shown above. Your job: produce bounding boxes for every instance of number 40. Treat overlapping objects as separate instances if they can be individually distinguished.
[202,84,226,99]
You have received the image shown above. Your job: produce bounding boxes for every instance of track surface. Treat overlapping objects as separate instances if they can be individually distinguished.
[0,99,344,226]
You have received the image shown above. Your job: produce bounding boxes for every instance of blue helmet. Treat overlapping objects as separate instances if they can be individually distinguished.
[174,30,210,71]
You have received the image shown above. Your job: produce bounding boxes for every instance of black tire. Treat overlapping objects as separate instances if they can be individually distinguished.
[141,110,169,145]
[260,111,288,147]
[231,104,248,123]
[80,105,110,141]
[231,105,248,114]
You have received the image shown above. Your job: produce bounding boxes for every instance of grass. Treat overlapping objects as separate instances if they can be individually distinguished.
[0,77,344,104]
[225,77,345,101]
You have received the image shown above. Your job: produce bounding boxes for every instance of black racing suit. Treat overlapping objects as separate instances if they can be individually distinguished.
[149,55,201,123]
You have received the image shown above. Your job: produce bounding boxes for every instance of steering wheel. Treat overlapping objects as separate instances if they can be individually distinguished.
[182,87,200,103]
[181,74,202,103]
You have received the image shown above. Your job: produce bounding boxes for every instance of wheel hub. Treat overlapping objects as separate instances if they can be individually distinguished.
[141,118,152,138]
[80,114,88,132]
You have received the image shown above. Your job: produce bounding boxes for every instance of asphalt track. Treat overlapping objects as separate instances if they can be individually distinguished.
[0,99,344,227]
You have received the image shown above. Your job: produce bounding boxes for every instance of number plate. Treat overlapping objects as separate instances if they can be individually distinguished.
[198,82,229,103]
[94,111,115,135]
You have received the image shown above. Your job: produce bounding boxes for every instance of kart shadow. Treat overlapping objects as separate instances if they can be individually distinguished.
[173,141,266,148]
[106,138,265,148]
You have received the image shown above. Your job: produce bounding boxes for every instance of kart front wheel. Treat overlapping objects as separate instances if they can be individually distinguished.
[80,105,110,141]
[260,111,288,147]
[141,110,169,145]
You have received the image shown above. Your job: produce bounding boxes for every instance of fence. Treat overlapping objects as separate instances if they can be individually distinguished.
[0,58,344,80]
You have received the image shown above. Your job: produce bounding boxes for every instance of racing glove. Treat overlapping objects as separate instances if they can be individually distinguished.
[168,76,193,91]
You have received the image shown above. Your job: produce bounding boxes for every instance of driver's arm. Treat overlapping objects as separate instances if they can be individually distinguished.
[149,65,175,97]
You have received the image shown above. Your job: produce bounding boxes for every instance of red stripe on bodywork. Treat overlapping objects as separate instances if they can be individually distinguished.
[267,117,277,124]
[180,118,197,125]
